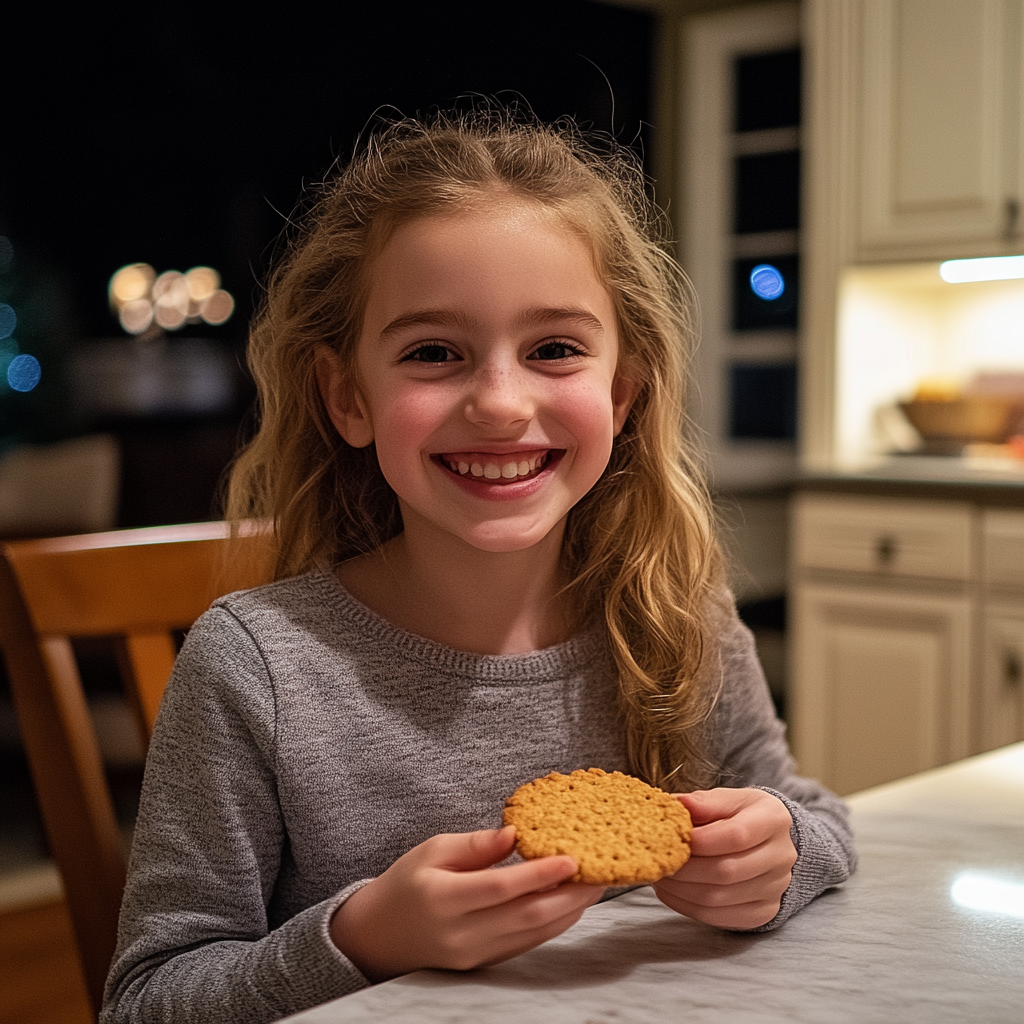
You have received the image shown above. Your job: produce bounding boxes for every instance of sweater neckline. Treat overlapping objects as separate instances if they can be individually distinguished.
[313,568,607,682]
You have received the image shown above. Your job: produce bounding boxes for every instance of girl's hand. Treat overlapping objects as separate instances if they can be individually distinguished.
[329,826,605,981]
[653,788,796,930]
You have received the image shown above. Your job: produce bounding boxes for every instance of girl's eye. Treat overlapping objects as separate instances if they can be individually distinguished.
[531,341,580,361]
[405,344,454,363]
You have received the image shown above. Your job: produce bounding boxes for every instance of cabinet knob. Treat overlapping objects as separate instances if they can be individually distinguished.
[1005,650,1022,689]
[875,534,897,567]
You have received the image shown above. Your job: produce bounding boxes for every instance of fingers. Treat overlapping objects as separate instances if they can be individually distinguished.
[653,887,784,931]
[655,788,797,931]
[657,858,792,906]
[677,788,793,858]
[427,826,518,871]
[408,829,580,915]
[675,831,796,886]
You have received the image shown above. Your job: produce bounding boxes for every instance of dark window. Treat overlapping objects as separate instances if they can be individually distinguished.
[729,363,798,440]
[734,150,800,233]
[735,48,801,132]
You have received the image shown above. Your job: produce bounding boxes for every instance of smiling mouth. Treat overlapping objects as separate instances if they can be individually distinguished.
[436,450,557,482]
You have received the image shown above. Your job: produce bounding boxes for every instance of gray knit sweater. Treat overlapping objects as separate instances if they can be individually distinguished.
[101,571,855,1024]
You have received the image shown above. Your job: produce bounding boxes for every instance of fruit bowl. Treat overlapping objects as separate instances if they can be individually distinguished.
[898,396,1024,452]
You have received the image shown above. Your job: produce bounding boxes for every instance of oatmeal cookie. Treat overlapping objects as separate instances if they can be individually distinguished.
[503,768,692,885]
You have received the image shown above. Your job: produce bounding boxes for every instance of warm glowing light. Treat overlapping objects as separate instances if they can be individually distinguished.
[108,262,233,333]
[939,255,1024,283]
[154,301,187,330]
[119,299,155,335]
[7,353,41,392]
[109,263,155,308]
[201,289,235,325]
[951,872,1024,918]
[186,266,219,302]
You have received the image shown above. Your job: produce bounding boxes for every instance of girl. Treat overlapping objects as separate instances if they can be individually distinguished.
[102,112,854,1024]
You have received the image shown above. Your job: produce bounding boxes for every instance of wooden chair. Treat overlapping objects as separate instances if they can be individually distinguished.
[0,522,269,1018]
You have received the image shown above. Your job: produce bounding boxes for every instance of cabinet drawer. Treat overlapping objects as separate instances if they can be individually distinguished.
[793,495,974,580]
[983,510,1024,591]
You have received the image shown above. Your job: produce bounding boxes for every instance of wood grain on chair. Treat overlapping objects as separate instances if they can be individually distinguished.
[0,521,270,1018]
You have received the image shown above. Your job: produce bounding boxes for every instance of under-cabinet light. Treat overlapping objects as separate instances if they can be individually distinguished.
[939,255,1024,283]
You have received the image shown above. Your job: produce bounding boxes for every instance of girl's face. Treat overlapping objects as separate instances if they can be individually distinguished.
[319,201,636,554]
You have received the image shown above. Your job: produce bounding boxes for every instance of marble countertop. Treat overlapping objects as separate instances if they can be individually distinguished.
[283,745,1024,1024]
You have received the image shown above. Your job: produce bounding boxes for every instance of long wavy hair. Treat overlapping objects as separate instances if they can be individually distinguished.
[226,110,725,790]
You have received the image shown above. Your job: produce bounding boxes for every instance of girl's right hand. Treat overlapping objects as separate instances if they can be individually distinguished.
[328,825,604,981]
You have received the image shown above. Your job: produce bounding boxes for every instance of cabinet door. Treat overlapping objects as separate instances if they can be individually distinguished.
[791,583,972,794]
[858,0,1018,259]
[981,605,1024,752]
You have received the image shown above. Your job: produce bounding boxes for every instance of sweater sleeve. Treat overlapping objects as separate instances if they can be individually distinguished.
[100,607,371,1024]
[706,598,857,930]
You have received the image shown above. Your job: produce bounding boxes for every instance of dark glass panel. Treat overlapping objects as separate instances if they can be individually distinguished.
[728,362,798,440]
[735,48,801,132]
[734,150,800,233]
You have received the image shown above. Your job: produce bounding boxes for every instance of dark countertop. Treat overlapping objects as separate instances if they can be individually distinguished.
[795,456,1024,506]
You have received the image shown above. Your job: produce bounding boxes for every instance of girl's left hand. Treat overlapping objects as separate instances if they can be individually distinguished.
[652,787,796,930]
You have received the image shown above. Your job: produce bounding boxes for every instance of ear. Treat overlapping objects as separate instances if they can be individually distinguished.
[611,370,640,436]
[314,344,374,448]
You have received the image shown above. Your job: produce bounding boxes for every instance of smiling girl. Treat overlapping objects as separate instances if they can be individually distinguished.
[102,113,855,1024]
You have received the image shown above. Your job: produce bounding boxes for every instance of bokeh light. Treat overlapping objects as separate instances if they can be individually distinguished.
[0,303,16,339]
[109,263,156,309]
[201,289,234,325]
[7,353,41,392]
[119,299,155,335]
[186,266,219,302]
[750,263,785,301]
[107,263,233,333]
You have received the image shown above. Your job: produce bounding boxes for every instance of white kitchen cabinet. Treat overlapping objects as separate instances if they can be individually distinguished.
[801,0,1024,467]
[806,0,1023,265]
[792,494,1024,793]
[857,0,1021,260]
[980,509,1024,750]
[980,605,1024,751]
[790,493,975,794]
[791,581,972,795]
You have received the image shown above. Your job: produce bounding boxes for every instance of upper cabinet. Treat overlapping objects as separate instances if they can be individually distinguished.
[858,0,1021,260]
[801,0,1024,467]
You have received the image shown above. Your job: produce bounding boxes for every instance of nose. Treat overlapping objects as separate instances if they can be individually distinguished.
[463,361,536,430]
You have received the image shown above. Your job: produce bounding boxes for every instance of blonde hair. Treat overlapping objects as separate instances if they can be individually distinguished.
[226,110,724,790]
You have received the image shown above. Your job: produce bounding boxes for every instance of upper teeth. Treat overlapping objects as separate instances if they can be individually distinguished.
[446,453,547,480]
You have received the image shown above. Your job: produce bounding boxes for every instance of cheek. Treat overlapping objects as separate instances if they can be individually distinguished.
[561,382,618,452]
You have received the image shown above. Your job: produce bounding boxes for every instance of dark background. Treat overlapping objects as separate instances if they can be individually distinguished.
[1,1,654,342]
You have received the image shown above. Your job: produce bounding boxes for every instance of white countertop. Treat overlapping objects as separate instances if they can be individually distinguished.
[282,744,1024,1024]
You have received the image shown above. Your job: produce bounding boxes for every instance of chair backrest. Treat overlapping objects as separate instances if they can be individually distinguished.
[0,522,270,1018]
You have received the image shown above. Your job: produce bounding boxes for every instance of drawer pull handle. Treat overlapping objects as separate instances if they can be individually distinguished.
[1006,650,1022,689]
[875,535,897,566]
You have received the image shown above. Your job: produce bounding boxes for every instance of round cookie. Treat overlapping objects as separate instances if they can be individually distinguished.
[503,768,692,885]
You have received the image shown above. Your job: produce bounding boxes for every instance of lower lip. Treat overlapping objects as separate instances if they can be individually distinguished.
[432,452,564,500]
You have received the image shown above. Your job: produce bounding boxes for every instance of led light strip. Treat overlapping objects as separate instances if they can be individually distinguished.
[939,255,1024,283]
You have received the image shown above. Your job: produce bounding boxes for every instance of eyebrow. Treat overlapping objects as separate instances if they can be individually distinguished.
[379,306,606,337]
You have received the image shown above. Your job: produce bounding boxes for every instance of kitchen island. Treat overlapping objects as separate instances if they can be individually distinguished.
[281,743,1024,1024]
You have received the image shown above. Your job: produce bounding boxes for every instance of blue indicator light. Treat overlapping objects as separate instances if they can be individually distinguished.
[750,263,785,301]
[7,353,41,392]
[0,304,15,339]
